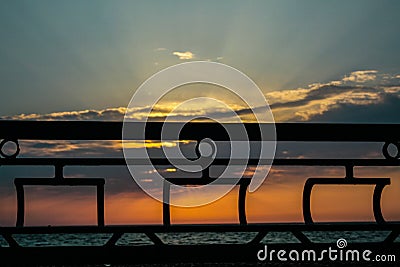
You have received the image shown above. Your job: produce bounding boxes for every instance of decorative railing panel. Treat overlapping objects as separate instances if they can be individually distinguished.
[0,121,399,264]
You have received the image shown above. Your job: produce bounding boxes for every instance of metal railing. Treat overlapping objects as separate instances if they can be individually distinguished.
[0,121,399,264]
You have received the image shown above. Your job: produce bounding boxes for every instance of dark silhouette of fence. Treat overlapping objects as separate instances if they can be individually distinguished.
[0,121,399,264]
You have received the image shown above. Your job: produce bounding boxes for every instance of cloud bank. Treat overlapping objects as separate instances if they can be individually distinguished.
[2,70,399,123]
[266,70,400,122]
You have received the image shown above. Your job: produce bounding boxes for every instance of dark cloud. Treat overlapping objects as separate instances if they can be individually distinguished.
[267,71,400,121]
[310,94,400,123]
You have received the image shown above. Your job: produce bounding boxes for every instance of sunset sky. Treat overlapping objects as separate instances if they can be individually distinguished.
[0,0,400,226]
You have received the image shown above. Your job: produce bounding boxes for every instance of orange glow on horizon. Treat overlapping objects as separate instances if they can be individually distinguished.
[1,167,400,226]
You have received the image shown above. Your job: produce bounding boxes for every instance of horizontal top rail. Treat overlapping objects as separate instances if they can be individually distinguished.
[0,121,399,141]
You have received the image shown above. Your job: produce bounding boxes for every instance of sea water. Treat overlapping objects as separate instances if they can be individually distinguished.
[0,231,394,247]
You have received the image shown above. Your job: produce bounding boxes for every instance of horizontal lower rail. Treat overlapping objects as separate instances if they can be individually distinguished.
[1,158,399,166]
[2,222,400,234]
[2,243,399,265]
[14,177,105,186]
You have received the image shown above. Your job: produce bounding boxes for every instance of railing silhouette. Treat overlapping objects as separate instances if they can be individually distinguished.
[0,121,399,264]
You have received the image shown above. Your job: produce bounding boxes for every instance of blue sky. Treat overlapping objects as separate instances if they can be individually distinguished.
[1,0,400,119]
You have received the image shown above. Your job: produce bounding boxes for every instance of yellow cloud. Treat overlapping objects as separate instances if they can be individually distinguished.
[342,70,377,83]
[4,107,127,121]
[3,69,399,124]
[172,51,195,60]
[265,88,311,104]
[273,90,381,121]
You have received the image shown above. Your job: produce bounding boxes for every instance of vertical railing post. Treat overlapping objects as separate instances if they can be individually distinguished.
[163,180,171,226]
[97,182,105,227]
[238,179,250,225]
[373,183,387,224]
[54,164,64,180]
[15,181,25,227]
[345,165,354,179]
[302,179,313,224]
